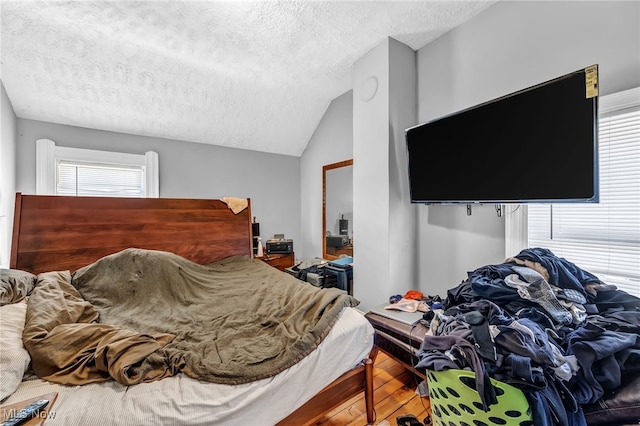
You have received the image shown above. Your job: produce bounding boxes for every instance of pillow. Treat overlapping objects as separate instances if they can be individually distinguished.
[0,299,31,401]
[1,269,36,306]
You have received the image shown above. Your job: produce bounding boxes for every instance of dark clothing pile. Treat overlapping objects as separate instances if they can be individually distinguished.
[415,248,640,426]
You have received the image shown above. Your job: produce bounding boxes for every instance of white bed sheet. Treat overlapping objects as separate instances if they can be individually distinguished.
[6,307,374,426]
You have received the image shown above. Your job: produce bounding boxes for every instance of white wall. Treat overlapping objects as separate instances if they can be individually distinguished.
[415,0,640,295]
[351,38,418,311]
[7,1,638,300]
[303,1,639,307]
[353,40,392,310]
[15,119,302,253]
[0,82,18,267]
[299,90,353,260]
[388,38,419,300]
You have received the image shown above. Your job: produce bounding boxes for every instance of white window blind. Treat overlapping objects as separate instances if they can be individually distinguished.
[528,87,640,296]
[57,161,145,197]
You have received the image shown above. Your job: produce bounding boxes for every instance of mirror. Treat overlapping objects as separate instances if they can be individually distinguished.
[323,159,353,260]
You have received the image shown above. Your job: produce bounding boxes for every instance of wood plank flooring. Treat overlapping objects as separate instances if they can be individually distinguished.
[312,351,430,426]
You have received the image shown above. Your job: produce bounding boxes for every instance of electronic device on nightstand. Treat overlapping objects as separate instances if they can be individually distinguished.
[326,234,349,248]
[266,238,294,254]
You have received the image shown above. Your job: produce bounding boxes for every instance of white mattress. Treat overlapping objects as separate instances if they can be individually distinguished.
[6,307,374,425]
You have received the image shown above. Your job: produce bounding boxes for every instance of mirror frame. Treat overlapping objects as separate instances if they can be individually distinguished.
[322,159,353,260]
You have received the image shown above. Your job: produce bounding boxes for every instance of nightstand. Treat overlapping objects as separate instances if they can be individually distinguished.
[257,252,295,271]
[365,311,428,379]
[326,244,353,257]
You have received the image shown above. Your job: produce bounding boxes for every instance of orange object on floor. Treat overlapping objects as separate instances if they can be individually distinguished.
[404,290,424,300]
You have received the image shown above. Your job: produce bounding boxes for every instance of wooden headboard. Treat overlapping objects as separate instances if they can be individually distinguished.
[10,193,253,274]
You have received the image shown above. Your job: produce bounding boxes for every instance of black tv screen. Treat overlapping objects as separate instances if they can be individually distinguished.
[406,65,599,204]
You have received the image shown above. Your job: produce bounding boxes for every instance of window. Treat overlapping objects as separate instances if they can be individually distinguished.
[36,139,158,197]
[527,87,640,296]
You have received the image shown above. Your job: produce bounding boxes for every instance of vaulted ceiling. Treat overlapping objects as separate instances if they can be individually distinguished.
[1,1,496,156]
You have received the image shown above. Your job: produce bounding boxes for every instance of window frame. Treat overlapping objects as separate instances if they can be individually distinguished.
[505,87,640,295]
[36,139,159,197]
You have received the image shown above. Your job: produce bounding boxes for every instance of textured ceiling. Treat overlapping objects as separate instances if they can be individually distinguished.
[1,1,496,156]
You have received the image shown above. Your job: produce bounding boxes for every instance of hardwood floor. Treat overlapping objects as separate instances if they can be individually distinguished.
[312,351,430,426]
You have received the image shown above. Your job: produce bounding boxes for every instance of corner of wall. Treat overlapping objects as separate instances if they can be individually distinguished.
[0,80,18,267]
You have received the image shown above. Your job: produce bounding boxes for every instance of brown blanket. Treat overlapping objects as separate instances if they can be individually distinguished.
[24,249,358,386]
[23,271,179,385]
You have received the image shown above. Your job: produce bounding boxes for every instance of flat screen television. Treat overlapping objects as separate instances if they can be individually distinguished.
[406,65,599,204]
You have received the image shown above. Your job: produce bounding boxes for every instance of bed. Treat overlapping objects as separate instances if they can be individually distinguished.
[2,193,377,425]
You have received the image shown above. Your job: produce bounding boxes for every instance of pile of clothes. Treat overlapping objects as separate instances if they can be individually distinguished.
[416,248,640,426]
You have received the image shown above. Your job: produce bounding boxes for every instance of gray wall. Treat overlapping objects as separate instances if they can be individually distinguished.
[299,90,353,260]
[352,39,392,310]
[0,82,18,267]
[387,38,419,301]
[415,0,640,295]
[301,1,640,302]
[5,1,639,297]
[300,0,640,304]
[15,119,301,253]
[351,38,419,311]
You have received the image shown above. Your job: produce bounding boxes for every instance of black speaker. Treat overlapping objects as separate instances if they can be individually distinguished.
[252,222,260,254]
[339,217,348,235]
